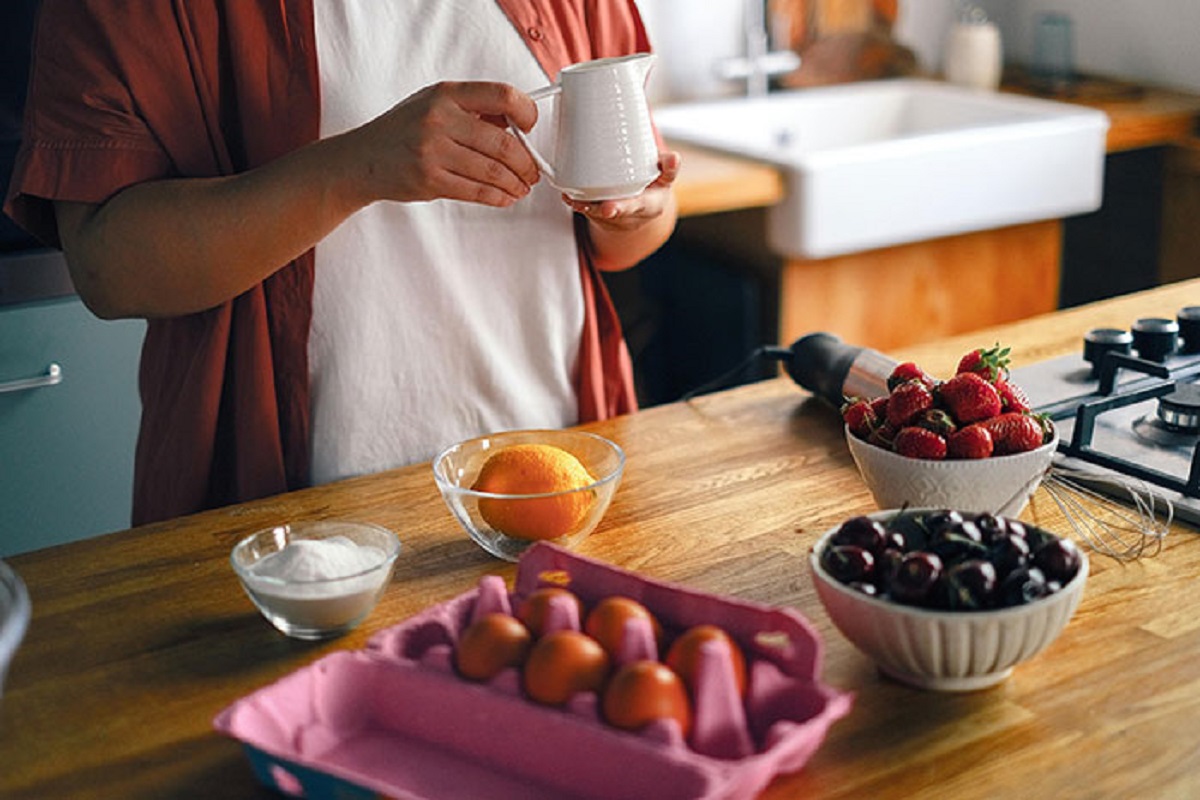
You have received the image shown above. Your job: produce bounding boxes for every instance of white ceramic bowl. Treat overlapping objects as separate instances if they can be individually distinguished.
[231,520,401,640]
[810,509,1088,691]
[846,426,1058,517]
[432,429,625,562]
[1,559,31,700]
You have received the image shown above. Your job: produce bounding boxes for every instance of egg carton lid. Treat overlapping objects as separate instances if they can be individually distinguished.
[214,543,852,800]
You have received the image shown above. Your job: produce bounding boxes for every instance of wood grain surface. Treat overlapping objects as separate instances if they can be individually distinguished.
[670,143,784,218]
[4,281,1200,799]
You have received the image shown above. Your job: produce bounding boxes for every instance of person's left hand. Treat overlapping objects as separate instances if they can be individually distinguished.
[563,150,681,231]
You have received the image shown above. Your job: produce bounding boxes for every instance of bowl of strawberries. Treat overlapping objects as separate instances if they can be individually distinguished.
[841,344,1057,517]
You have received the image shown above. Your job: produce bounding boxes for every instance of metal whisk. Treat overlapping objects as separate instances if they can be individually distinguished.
[1040,465,1172,561]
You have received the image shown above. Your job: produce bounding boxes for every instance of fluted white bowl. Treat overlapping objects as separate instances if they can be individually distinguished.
[846,426,1058,517]
[810,509,1088,691]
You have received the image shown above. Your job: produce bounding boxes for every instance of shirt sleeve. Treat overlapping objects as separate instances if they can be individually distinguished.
[3,0,183,246]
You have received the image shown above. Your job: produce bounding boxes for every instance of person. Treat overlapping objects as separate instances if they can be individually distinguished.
[3,0,679,525]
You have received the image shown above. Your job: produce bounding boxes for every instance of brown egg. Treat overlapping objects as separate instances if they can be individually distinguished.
[664,624,748,697]
[454,613,532,682]
[516,587,583,638]
[602,660,692,737]
[583,596,662,660]
[522,629,611,706]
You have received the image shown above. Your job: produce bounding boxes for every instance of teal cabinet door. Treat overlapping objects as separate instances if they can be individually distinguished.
[0,297,144,556]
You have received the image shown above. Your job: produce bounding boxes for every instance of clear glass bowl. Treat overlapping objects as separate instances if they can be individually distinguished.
[1,559,31,700]
[231,520,401,640]
[432,429,625,562]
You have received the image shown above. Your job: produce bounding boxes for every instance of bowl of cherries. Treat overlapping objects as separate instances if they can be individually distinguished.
[810,508,1087,691]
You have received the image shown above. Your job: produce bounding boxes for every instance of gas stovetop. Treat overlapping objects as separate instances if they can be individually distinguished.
[1012,312,1200,528]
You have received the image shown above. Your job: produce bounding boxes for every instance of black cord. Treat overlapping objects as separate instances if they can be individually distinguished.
[678,344,792,402]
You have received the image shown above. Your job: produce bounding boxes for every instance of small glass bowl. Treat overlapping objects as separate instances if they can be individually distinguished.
[1,559,31,700]
[231,520,401,640]
[432,429,625,561]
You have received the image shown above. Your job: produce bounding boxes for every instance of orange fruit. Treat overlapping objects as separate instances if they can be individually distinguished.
[471,444,597,541]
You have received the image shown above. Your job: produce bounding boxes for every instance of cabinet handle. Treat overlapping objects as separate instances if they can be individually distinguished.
[0,363,63,394]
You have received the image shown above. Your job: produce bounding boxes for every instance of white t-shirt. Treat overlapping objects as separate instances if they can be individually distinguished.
[310,1,583,484]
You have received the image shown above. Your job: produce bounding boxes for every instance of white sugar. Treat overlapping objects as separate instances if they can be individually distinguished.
[251,536,384,583]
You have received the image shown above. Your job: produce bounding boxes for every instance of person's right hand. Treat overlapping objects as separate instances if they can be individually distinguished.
[346,81,542,208]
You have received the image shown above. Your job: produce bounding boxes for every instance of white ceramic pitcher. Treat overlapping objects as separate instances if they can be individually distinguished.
[514,54,659,202]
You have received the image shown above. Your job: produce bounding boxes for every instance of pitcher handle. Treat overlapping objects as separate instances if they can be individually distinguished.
[509,84,561,181]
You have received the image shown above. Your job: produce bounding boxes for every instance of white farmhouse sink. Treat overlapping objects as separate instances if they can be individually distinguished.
[654,78,1109,259]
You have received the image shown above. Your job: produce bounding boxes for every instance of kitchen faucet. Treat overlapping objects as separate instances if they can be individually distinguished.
[714,0,801,96]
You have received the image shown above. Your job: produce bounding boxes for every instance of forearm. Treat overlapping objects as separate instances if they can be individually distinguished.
[58,132,366,320]
[585,188,678,272]
[57,80,542,320]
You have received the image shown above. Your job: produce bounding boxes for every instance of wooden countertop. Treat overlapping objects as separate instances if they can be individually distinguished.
[4,279,1200,798]
[668,82,1200,217]
[671,143,784,217]
[1006,79,1200,153]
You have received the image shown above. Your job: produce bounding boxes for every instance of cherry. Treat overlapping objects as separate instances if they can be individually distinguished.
[830,516,889,555]
[822,545,875,584]
[1033,538,1082,584]
[999,566,1052,607]
[889,551,943,606]
[989,532,1032,579]
[927,519,987,564]
[939,559,997,610]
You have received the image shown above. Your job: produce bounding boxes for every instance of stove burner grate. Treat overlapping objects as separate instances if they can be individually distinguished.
[1049,354,1200,501]
[1132,415,1200,450]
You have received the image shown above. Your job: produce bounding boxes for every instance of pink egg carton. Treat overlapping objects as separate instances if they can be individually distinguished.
[214,543,852,799]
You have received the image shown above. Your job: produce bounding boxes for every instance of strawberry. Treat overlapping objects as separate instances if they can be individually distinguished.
[886,380,934,427]
[913,408,957,438]
[868,422,897,451]
[887,361,934,392]
[947,425,994,459]
[869,395,890,420]
[841,397,879,439]
[996,378,1031,413]
[937,372,1002,424]
[893,426,947,460]
[956,344,1011,383]
[977,412,1047,455]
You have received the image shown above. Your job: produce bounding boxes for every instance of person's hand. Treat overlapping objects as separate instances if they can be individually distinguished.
[347,81,541,208]
[563,150,682,231]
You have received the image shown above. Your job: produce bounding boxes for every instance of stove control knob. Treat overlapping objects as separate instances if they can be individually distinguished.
[1083,327,1133,373]
[1177,306,1200,354]
[1158,383,1200,431]
[1132,317,1179,363]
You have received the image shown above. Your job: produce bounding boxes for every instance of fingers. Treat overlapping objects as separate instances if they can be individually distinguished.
[446,109,540,188]
[362,81,542,207]
[656,150,682,186]
[564,149,682,225]
[439,137,536,206]
[449,81,539,133]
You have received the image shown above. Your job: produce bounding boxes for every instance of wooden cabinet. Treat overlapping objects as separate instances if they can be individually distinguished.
[777,220,1061,351]
[0,286,144,556]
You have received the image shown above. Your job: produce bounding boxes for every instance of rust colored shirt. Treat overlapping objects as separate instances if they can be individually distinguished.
[4,0,644,524]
